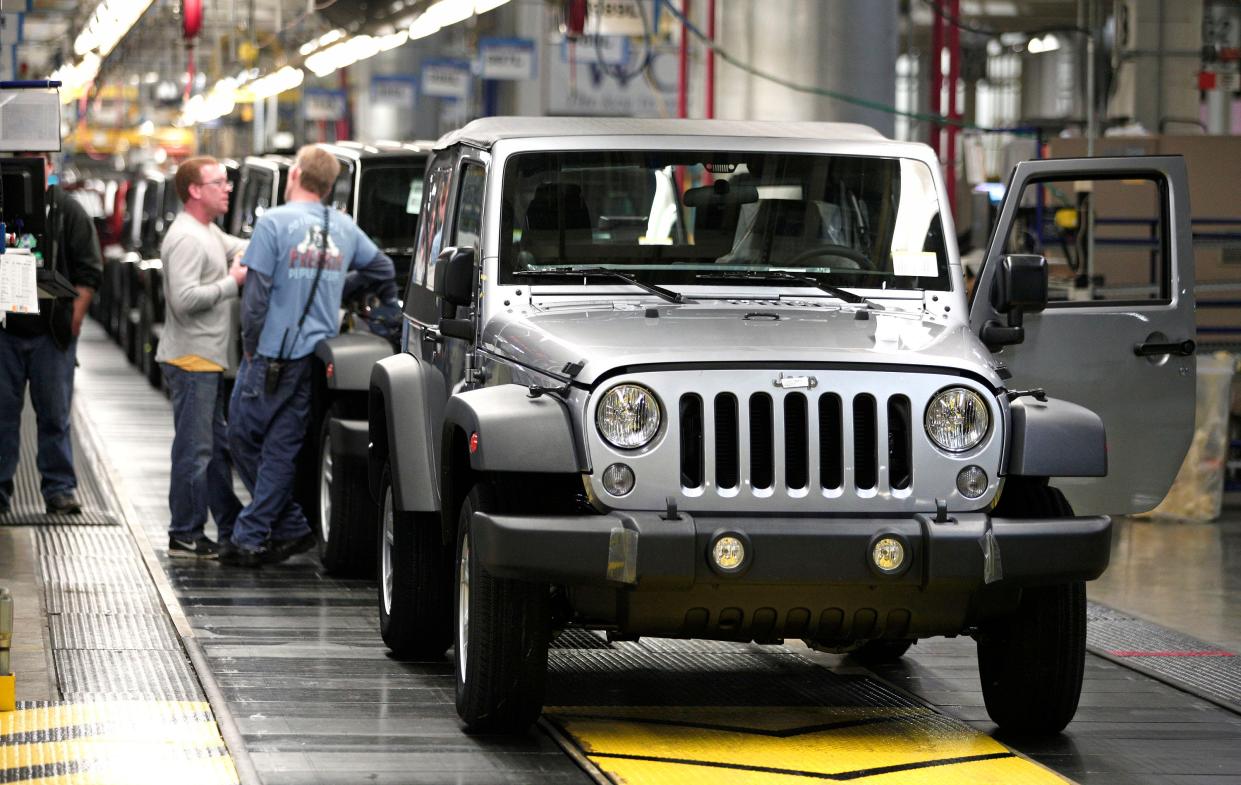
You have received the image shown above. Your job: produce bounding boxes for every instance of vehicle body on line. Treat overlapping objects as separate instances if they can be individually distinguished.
[365,116,1197,734]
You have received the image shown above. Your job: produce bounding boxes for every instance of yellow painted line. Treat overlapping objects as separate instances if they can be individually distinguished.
[547,706,1073,784]
[0,701,238,785]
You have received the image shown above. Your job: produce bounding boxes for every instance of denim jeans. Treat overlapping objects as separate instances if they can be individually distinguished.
[0,331,77,507]
[227,355,314,551]
[161,364,242,542]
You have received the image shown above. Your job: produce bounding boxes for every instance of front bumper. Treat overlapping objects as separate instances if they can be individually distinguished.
[470,510,1112,591]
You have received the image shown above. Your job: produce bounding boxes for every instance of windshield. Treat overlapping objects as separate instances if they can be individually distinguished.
[498,150,950,292]
[356,163,425,252]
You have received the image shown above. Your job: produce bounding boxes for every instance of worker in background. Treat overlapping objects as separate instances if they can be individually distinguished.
[157,156,248,558]
[0,152,101,517]
[225,145,397,568]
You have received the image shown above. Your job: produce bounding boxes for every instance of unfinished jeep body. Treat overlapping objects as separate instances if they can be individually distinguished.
[367,117,1196,734]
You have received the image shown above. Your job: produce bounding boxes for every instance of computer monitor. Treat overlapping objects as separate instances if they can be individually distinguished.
[1,155,47,244]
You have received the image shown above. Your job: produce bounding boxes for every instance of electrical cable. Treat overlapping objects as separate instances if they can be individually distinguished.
[916,0,1091,40]
[659,0,1036,135]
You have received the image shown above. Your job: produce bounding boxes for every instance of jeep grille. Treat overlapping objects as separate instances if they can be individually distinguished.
[680,391,914,495]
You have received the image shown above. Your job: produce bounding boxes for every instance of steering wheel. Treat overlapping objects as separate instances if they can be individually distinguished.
[786,244,869,268]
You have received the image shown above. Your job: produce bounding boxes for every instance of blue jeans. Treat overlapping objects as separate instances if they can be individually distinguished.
[0,331,77,507]
[161,364,242,542]
[227,355,314,551]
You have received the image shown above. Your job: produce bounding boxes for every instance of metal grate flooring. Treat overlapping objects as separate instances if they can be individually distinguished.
[0,397,117,525]
[1087,601,1240,713]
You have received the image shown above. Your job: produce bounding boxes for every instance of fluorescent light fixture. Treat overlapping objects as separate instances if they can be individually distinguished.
[427,0,474,27]
[376,30,409,51]
[247,66,305,100]
[475,0,512,12]
[73,0,156,58]
[1027,33,1060,54]
[408,13,441,39]
[298,28,346,56]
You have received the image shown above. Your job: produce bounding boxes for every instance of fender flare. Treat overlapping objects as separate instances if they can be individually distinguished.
[441,385,583,474]
[369,354,444,512]
[317,332,393,392]
[1007,396,1107,478]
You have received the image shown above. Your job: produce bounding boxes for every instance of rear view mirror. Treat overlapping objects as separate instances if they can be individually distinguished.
[980,254,1048,349]
[435,246,476,307]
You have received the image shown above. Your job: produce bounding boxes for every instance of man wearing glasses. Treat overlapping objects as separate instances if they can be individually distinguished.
[156,156,248,558]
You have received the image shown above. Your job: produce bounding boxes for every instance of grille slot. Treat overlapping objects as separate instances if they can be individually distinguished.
[714,394,739,489]
[784,393,808,490]
[819,393,843,490]
[888,395,912,490]
[679,394,704,489]
[749,394,774,490]
[853,394,878,490]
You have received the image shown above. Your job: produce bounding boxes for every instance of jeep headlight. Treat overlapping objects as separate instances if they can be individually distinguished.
[596,384,662,449]
[925,387,989,452]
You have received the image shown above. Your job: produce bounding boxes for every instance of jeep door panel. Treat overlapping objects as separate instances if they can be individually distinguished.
[970,156,1195,515]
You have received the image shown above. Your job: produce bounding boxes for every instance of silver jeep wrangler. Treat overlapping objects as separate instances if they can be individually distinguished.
[366,117,1196,734]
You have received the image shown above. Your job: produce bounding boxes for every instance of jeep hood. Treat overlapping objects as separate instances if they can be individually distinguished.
[481,302,999,386]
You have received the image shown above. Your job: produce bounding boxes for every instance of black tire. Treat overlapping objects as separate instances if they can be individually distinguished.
[316,406,377,576]
[977,478,1085,734]
[454,484,550,733]
[377,462,453,658]
[849,639,914,665]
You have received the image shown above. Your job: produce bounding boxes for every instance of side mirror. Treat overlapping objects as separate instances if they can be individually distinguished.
[980,254,1048,350]
[434,246,476,307]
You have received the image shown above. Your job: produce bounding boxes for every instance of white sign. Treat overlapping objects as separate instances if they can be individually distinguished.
[0,88,61,152]
[304,89,347,121]
[0,13,22,46]
[480,38,535,81]
[547,44,677,118]
[0,251,38,315]
[560,35,628,66]
[370,77,416,106]
[421,59,471,100]
[588,0,652,37]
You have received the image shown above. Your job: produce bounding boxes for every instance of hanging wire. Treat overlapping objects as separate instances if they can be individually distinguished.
[658,0,1036,135]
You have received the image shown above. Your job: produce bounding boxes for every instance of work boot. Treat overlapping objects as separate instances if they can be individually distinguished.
[45,494,82,515]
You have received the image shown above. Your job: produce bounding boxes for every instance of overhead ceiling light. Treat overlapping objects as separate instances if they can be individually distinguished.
[427,0,475,28]
[246,66,305,100]
[298,28,346,57]
[408,13,441,40]
[1026,33,1060,54]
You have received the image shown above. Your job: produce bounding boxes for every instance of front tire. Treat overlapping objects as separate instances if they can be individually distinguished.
[377,463,452,658]
[454,484,549,733]
[977,479,1086,734]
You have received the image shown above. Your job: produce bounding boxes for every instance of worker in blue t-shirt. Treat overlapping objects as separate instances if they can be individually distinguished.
[224,145,397,567]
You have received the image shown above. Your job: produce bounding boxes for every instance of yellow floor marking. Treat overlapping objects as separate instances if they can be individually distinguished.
[547,706,1073,785]
[0,701,238,785]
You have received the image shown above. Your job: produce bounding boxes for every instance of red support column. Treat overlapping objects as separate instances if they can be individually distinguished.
[705,0,716,119]
[929,1,944,156]
[946,0,960,219]
[678,0,691,119]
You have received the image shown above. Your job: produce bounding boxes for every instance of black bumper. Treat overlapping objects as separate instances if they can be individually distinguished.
[470,510,1112,590]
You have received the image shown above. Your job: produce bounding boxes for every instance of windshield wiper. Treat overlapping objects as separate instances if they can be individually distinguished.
[694,271,880,308]
[514,267,686,304]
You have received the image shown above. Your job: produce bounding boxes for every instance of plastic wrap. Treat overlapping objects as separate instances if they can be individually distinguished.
[1140,352,1235,522]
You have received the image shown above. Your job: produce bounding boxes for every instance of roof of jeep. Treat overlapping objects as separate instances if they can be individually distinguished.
[317,140,435,161]
[434,117,892,151]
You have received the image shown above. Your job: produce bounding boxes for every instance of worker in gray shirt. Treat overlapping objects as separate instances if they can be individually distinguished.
[156,156,248,558]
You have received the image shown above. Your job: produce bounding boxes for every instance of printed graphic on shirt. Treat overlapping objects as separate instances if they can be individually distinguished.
[289,223,344,277]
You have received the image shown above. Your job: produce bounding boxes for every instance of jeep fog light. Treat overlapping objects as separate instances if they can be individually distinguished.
[601,463,635,496]
[710,534,747,573]
[925,387,989,452]
[957,465,988,498]
[596,384,662,449]
[871,536,906,574]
